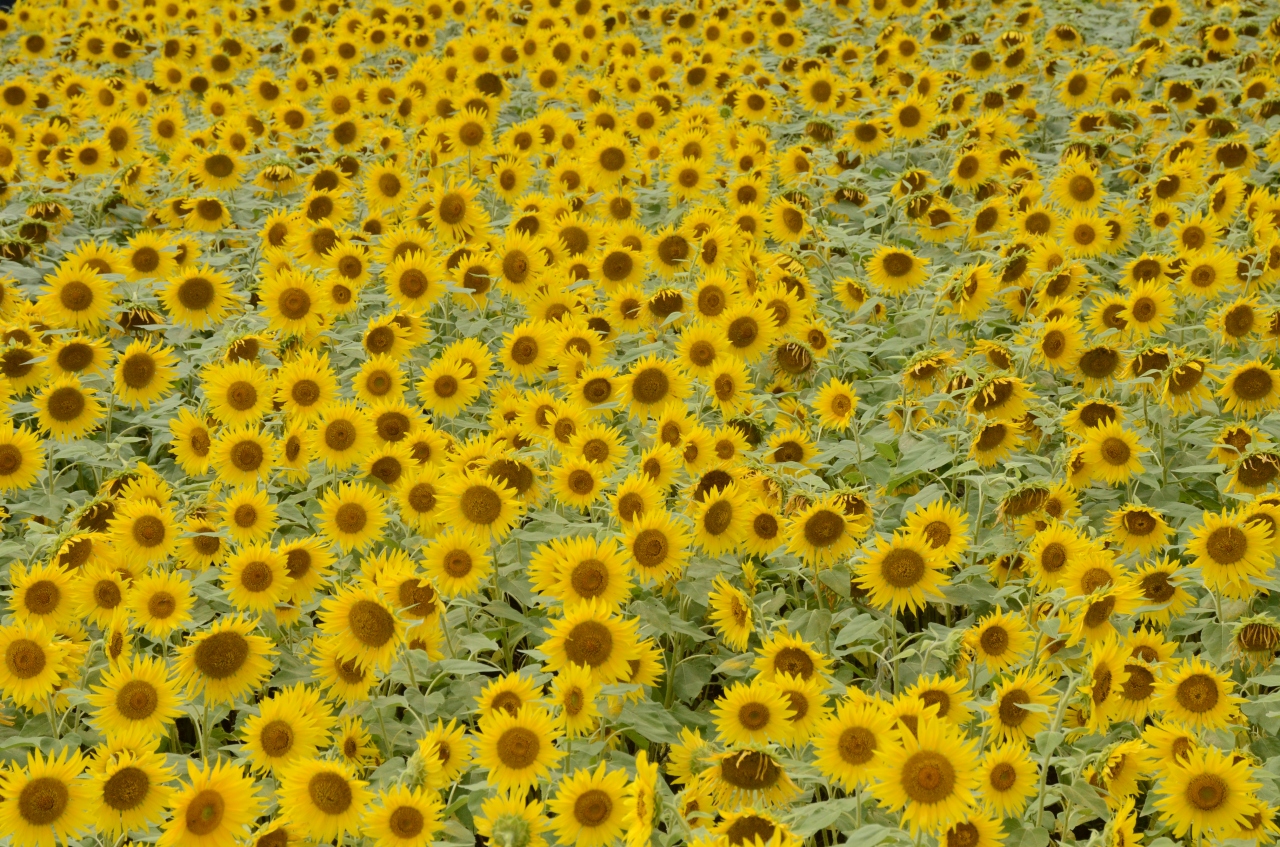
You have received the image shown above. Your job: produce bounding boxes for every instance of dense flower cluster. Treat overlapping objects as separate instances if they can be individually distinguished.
[1,0,1280,845]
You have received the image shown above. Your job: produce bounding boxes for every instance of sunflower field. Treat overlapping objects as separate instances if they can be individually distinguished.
[7,0,1280,845]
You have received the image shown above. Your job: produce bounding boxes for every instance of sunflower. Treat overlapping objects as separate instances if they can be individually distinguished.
[1082,637,1131,733]
[1186,510,1273,599]
[548,764,629,847]
[9,561,75,628]
[1051,154,1105,211]
[1082,422,1147,485]
[221,544,291,615]
[175,615,276,704]
[812,378,858,429]
[209,423,275,487]
[1219,360,1280,418]
[220,486,277,545]
[203,360,275,426]
[1107,503,1172,554]
[47,334,111,378]
[278,758,370,843]
[318,585,403,671]
[0,748,93,847]
[0,622,68,707]
[39,264,114,331]
[868,716,980,835]
[108,499,177,566]
[976,742,1038,817]
[717,301,778,364]
[1154,657,1241,731]
[474,705,563,793]
[712,679,794,746]
[854,531,947,613]
[783,495,857,565]
[114,339,178,409]
[546,662,600,739]
[753,628,832,682]
[476,792,550,847]
[620,355,689,420]
[314,402,376,470]
[127,569,194,638]
[529,535,632,610]
[866,245,928,296]
[90,746,174,836]
[904,500,970,563]
[438,468,523,541]
[1131,559,1194,625]
[274,351,338,422]
[241,689,331,776]
[888,94,938,142]
[699,747,800,810]
[158,758,261,847]
[984,669,1056,743]
[363,785,443,847]
[421,527,491,598]
[1154,746,1260,839]
[259,269,325,336]
[707,575,753,652]
[541,599,639,684]
[622,508,691,583]
[968,609,1032,672]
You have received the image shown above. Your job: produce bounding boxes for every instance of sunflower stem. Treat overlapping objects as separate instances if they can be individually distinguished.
[199,697,209,760]
[46,694,60,740]
[1033,671,1077,829]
